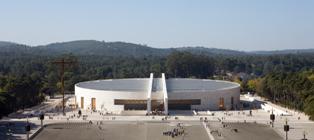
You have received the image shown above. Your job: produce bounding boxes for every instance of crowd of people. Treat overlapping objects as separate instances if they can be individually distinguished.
[163,123,186,138]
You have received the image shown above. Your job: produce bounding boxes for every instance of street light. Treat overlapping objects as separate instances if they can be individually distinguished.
[284,118,289,140]
[270,109,275,128]
[25,118,31,140]
[39,113,45,127]
[302,130,308,140]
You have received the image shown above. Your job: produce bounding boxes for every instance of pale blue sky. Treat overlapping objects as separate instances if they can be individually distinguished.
[0,0,313,51]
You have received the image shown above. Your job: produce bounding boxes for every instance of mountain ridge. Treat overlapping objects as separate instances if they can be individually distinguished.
[0,40,313,56]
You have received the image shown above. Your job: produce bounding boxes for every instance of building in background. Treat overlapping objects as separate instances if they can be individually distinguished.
[75,73,240,114]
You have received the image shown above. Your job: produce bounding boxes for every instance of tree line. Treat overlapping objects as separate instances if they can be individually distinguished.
[245,70,314,120]
[1,50,314,118]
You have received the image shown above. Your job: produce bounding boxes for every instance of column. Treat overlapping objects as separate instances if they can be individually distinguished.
[147,73,153,113]
[162,73,168,115]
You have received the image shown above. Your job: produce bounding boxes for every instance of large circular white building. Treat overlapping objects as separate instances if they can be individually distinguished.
[75,73,240,114]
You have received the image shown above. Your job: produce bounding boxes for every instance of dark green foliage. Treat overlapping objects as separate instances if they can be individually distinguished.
[1,40,314,118]
[304,96,314,120]
[166,52,214,78]
[257,70,314,120]
[0,75,44,117]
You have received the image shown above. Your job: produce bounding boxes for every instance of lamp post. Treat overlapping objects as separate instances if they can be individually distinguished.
[39,113,45,127]
[284,118,289,140]
[249,109,252,116]
[270,109,275,128]
[302,130,307,140]
[25,118,31,140]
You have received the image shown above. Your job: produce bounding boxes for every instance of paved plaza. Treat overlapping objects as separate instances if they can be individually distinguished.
[208,122,282,140]
[33,121,209,140]
[32,121,289,140]
[1,95,314,140]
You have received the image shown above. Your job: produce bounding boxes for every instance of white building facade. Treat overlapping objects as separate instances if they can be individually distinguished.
[75,73,240,114]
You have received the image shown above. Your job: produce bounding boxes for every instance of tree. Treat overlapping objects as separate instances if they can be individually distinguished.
[304,95,314,120]
[247,78,262,93]
[4,75,43,110]
[166,52,214,78]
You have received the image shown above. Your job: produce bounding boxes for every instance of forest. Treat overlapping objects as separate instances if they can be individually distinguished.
[0,40,314,119]
[246,71,314,120]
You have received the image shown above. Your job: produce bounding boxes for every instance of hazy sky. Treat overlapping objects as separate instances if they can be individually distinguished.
[1,0,313,51]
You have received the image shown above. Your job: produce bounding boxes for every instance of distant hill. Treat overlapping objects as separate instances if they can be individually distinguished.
[176,47,246,56]
[0,41,32,54]
[0,41,17,46]
[250,49,314,55]
[36,40,171,57]
[0,40,313,57]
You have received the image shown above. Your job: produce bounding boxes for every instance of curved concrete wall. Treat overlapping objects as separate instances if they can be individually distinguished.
[75,86,148,112]
[168,87,240,111]
[167,78,240,110]
[75,78,240,112]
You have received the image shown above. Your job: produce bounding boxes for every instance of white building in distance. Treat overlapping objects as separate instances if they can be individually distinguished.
[75,73,240,114]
